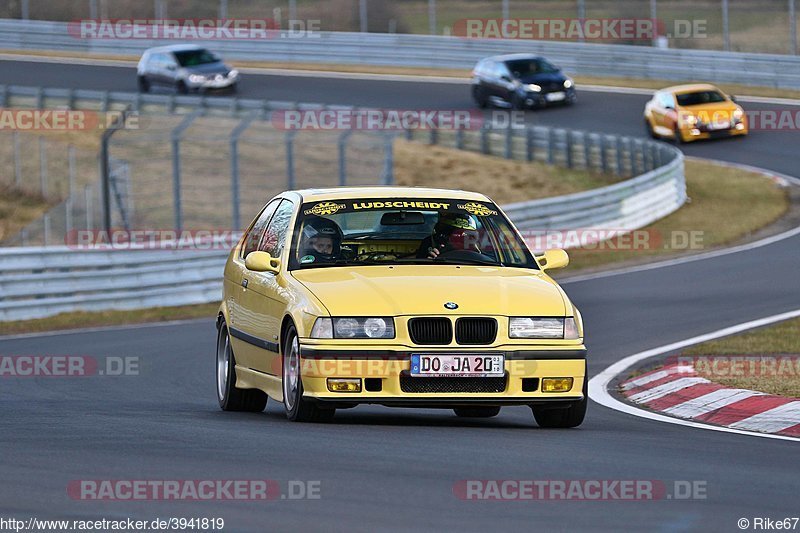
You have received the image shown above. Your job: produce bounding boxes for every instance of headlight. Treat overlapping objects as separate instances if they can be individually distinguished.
[310,317,395,339]
[526,84,542,92]
[509,317,580,339]
[683,114,698,125]
[563,79,573,89]
[188,74,205,83]
[228,69,239,78]
[733,108,744,119]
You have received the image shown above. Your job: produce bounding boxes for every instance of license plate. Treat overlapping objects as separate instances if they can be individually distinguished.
[410,354,504,377]
[708,120,730,130]
[545,92,566,102]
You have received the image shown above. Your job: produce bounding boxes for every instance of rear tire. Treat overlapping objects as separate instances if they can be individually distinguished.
[531,376,587,428]
[176,81,189,95]
[137,76,150,93]
[453,406,501,418]
[217,325,268,412]
[283,324,335,423]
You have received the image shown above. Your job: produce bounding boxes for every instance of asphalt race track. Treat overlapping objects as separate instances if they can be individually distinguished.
[1,59,799,531]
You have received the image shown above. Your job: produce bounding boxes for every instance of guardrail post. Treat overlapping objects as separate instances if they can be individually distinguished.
[504,120,513,159]
[564,130,573,168]
[547,128,556,165]
[170,109,203,232]
[100,91,109,112]
[35,86,43,109]
[66,144,76,235]
[381,133,394,185]
[85,184,93,231]
[13,131,21,187]
[229,115,256,230]
[39,137,47,198]
[456,127,464,150]
[0,85,7,107]
[66,88,74,110]
[429,126,438,145]
[286,130,296,189]
[600,135,609,174]
[480,125,490,155]
[615,136,624,176]
[582,131,591,170]
[43,213,50,247]
[338,131,352,186]
[526,127,534,162]
[405,127,413,141]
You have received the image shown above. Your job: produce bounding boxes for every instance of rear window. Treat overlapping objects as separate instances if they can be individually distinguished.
[676,90,726,106]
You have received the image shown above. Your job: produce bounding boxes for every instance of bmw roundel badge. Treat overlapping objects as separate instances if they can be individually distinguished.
[444,302,458,310]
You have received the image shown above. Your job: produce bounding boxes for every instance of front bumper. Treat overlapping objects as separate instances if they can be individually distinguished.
[186,75,238,90]
[298,346,586,407]
[519,88,577,108]
[679,121,748,142]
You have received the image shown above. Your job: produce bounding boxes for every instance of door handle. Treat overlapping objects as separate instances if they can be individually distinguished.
[242,278,248,288]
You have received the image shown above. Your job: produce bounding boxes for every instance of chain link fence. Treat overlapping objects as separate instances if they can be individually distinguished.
[2,0,798,54]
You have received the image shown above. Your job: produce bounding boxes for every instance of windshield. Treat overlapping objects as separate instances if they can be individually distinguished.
[676,90,726,106]
[505,58,560,77]
[289,198,537,270]
[173,49,220,67]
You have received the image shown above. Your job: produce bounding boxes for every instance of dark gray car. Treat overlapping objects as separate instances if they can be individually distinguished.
[137,44,239,94]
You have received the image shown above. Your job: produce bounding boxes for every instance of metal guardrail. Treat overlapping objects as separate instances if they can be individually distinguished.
[1,19,800,89]
[1,129,684,322]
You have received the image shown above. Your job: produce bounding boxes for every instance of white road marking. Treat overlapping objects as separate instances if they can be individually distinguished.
[663,389,765,419]
[729,401,800,433]
[627,377,710,403]
[589,308,800,442]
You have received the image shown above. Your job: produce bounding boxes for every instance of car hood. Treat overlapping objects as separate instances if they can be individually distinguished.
[677,102,739,117]
[291,265,567,316]
[183,62,229,75]
[518,72,566,85]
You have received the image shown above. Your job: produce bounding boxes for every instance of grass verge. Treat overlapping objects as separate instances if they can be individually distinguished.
[0,303,220,336]
[0,185,55,242]
[564,159,789,271]
[679,317,800,397]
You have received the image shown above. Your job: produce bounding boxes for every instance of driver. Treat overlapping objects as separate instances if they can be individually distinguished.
[299,216,343,264]
[416,212,480,259]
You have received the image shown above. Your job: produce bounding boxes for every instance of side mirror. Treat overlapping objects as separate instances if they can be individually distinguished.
[245,251,280,274]
[539,249,569,270]
[166,64,177,71]
[500,75,512,82]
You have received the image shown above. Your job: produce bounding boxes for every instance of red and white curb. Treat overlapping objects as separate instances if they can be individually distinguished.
[590,308,800,442]
[620,363,800,438]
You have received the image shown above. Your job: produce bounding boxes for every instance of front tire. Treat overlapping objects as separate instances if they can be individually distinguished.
[531,377,587,428]
[472,85,488,108]
[283,324,335,422]
[453,406,501,418]
[176,81,189,95]
[137,75,150,93]
[216,325,268,412]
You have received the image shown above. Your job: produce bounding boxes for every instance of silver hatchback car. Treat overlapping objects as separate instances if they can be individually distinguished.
[137,44,239,94]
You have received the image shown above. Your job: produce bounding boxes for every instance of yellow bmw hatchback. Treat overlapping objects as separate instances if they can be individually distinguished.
[216,187,587,427]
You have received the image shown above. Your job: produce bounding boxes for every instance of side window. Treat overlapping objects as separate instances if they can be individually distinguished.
[260,200,295,258]
[495,62,509,79]
[241,199,280,259]
[659,92,674,109]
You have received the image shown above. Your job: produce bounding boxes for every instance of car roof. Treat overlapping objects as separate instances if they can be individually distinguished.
[662,83,721,94]
[481,53,545,63]
[286,186,492,204]
[143,44,208,54]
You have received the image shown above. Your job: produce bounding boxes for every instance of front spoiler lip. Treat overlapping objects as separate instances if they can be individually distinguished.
[307,396,584,408]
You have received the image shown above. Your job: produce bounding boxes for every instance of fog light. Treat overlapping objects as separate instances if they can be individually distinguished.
[690,128,701,136]
[542,377,573,393]
[327,378,362,392]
